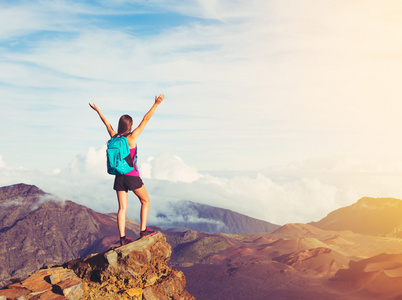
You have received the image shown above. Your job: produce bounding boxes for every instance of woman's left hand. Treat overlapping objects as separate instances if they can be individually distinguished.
[89,103,99,112]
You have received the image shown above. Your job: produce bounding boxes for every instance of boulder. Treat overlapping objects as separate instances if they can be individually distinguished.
[0,267,82,299]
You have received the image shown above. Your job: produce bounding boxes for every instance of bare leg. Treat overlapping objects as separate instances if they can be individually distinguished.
[116,190,128,237]
[133,185,150,231]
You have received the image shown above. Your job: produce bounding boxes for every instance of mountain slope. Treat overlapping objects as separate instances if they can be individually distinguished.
[331,253,402,299]
[0,183,278,288]
[3,185,402,299]
[157,201,280,234]
[0,183,140,288]
[310,197,402,236]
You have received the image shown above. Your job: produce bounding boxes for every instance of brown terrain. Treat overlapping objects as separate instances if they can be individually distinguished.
[168,224,402,299]
[2,183,402,299]
[0,233,194,299]
[167,199,402,299]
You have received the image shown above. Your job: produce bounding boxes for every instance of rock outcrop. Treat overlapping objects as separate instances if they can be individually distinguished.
[0,267,83,300]
[0,233,194,300]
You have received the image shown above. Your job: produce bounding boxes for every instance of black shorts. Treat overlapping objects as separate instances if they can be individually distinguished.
[113,175,144,192]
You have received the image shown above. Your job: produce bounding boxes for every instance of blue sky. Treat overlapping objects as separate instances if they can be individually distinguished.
[2,0,402,225]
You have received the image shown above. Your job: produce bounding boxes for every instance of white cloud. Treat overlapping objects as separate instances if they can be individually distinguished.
[68,145,109,177]
[0,156,5,169]
[0,197,25,207]
[0,5,46,40]
[2,0,402,173]
[141,153,202,183]
[2,148,402,226]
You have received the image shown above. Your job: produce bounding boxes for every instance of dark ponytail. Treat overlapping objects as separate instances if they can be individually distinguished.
[118,115,133,135]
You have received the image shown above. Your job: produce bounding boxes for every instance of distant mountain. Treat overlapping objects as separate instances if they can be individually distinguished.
[310,197,402,236]
[0,183,140,288]
[156,201,280,234]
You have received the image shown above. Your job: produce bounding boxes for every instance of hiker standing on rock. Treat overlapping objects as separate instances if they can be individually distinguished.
[89,94,164,245]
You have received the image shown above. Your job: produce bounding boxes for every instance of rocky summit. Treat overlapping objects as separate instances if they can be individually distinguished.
[0,233,194,300]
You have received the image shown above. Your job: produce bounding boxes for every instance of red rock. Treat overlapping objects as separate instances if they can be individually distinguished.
[65,233,194,299]
[21,269,55,292]
[5,282,24,289]
[4,267,83,300]
[0,287,31,299]
[57,278,83,299]
[143,269,194,300]
[29,289,66,300]
[2,233,193,299]
[48,269,77,285]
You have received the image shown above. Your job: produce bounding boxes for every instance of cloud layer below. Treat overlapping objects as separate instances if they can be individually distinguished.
[2,148,402,226]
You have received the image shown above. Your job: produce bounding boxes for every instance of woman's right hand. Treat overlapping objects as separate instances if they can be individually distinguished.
[155,94,165,104]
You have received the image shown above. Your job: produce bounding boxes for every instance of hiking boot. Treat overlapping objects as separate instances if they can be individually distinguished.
[140,227,156,238]
[120,236,133,246]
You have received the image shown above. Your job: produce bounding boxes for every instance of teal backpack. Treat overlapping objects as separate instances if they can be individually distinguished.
[106,135,135,175]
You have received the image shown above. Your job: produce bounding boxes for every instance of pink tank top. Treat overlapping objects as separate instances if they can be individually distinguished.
[126,147,140,177]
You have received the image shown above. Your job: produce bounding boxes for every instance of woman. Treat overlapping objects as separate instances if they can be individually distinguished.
[89,94,164,245]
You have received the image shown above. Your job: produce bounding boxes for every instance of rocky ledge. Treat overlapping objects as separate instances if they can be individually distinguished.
[0,233,194,300]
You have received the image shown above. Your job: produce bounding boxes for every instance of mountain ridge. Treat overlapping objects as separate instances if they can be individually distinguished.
[310,197,402,236]
[0,183,279,288]
[158,200,280,234]
[0,183,141,288]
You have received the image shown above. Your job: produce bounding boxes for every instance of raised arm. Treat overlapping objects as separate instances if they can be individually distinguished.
[130,94,165,139]
[89,103,116,138]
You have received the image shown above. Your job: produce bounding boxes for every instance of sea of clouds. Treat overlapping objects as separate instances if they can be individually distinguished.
[2,147,402,226]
